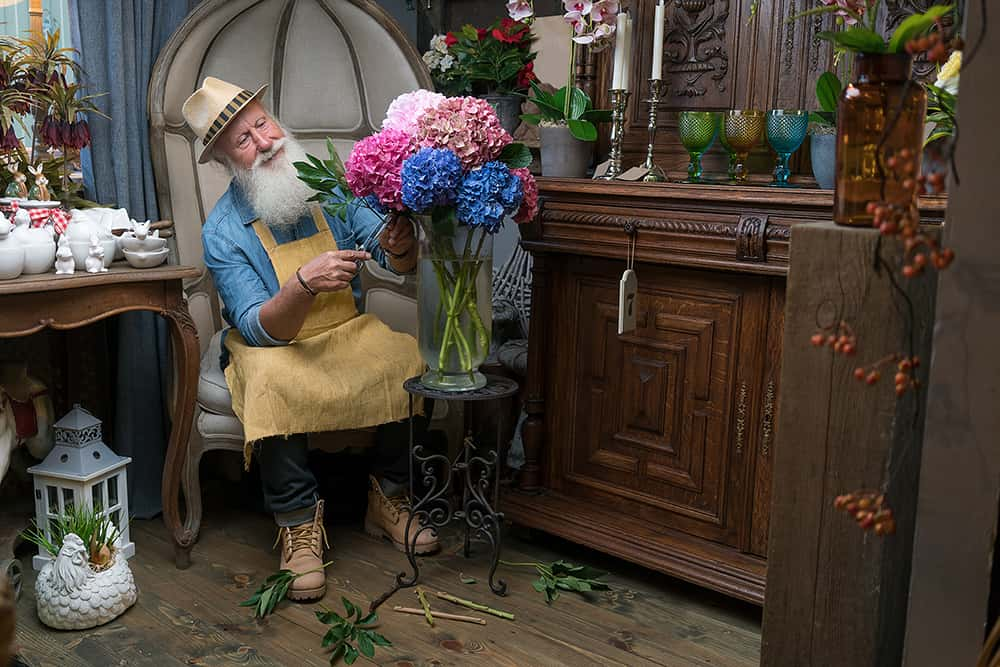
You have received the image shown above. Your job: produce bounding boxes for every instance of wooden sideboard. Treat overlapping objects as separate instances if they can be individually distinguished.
[503,179,946,604]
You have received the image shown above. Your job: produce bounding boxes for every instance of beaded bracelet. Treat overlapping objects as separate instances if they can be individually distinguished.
[295,267,317,296]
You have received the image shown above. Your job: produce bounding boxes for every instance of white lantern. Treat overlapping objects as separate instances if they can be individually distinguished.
[26,405,133,570]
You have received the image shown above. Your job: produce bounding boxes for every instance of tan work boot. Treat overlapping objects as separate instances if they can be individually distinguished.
[274,500,329,601]
[364,476,440,555]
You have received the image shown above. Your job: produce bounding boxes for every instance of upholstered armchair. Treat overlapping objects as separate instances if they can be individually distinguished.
[148,0,454,542]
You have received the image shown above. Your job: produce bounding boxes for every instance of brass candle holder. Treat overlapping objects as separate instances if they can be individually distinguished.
[641,79,667,182]
[600,88,631,180]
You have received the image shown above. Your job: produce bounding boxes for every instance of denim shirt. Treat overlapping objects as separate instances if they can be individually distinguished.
[202,181,389,364]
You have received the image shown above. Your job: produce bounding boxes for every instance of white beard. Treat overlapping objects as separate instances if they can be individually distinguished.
[227,129,316,230]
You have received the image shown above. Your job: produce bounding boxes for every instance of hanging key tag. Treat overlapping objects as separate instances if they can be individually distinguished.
[618,226,638,335]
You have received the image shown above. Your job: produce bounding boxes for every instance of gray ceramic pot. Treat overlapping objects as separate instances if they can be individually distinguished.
[480,94,522,136]
[810,132,836,190]
[539,125,593,178]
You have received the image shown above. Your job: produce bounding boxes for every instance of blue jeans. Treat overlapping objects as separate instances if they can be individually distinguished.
[257,401,433,527]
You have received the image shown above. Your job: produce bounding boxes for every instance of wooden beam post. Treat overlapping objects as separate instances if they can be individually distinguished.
[29,0,43,38]
[761,222,937,666]
[902,5,1000,663]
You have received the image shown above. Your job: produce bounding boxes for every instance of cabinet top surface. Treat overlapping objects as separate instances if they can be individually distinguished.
[536,178,948,216]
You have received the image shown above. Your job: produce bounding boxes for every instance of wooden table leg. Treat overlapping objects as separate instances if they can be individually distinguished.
[160,296,200,568]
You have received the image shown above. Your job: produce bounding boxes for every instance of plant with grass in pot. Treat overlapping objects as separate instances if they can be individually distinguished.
[507,0,616,177]
[809,71,840,189]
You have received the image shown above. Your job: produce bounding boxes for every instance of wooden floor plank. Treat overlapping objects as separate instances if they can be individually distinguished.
[13,488,760,666]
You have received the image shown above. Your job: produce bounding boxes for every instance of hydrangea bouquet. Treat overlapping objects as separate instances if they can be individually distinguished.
[295,90,538,391]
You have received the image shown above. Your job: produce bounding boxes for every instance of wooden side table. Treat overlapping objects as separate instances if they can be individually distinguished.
[0,265,201,568]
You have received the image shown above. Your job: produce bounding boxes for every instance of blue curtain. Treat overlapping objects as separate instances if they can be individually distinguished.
[68,0,198,518]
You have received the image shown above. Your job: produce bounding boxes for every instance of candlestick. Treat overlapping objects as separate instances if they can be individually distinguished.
[640,79,667,182]
[600,88,631,180]
[652,2,665,80]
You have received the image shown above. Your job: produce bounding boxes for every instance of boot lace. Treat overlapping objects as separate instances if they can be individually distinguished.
[274,522,329,556]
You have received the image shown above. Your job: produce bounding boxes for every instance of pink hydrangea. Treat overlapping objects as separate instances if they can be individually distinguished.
[344,129,415,211]
[416,97,512,170]
[382,89,446,135]
[512,167,538,224]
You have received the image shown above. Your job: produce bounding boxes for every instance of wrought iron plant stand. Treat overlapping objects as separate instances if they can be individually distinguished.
[371,375,519,611]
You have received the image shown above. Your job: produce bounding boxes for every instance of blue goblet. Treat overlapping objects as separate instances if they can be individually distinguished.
[766,110,809,187]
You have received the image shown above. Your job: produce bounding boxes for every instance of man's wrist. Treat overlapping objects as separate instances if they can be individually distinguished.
[295,267,317,296]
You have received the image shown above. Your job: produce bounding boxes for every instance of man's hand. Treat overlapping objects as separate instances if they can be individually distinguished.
[379,214,416,259]
[298,250,371,293]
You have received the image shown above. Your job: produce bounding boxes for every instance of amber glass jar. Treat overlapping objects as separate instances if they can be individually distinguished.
[833,53,927,226]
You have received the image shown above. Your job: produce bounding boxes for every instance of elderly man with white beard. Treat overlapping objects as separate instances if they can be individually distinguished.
[182,77,438,602]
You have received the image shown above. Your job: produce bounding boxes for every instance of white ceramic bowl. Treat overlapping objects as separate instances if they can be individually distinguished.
[123,248,169,269]
[69,238,116,270]
[118,235,168,253]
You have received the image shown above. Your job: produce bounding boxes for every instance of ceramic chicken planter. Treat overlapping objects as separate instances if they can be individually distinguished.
[34,534,137,630]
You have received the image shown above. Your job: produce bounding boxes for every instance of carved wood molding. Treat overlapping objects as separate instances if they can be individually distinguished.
[542,209,791,242]
[544,209,737,237]
[737,214,769,261]
[665,0,730,97]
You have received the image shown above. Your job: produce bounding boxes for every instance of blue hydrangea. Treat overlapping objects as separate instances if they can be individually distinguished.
[401,147,463,213]
[456,161,524,233]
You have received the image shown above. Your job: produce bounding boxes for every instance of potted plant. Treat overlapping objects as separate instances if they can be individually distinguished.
[423,19,537,135]
[0,30,105,208]
[809,71,840,190]
[789,1,953,225]
[508,0,616,178]
[21,504,137,630]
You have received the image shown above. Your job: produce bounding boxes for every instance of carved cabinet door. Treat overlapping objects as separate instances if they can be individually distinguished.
[549,256,771,548]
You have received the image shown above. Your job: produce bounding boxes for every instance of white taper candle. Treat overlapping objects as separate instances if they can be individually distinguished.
[652,2,665,80]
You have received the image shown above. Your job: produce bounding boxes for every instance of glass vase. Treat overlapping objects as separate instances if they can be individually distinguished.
[834,53,927,226]
[417,216,493,392]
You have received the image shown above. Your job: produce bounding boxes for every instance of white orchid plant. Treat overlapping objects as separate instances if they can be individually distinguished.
[509,0,619,141]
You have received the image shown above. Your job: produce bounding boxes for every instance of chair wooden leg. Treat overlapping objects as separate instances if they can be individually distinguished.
[181,418,207,548]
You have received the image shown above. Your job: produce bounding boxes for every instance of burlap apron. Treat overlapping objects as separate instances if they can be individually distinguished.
[223,205,425,466]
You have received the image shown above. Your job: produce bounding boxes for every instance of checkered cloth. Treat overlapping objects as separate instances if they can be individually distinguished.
[4,200,69,235]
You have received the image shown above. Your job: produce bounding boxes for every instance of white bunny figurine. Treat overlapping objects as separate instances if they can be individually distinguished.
[132,220,150,241]
[85,234,106,273]
[4,161,28,198]
[27,164,50,201]
[54,235,74,275]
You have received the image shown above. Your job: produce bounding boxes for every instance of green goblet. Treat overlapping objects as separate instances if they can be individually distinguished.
[723,110,765,183]
[766,109,810,187]
[678,111,720,183]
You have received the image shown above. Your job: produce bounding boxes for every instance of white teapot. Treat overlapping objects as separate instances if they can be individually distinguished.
[65,210,115,270]
[0,214,24,280]
[11,223,55,274]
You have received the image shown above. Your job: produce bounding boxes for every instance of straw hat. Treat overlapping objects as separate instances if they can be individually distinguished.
[182,77,268,164]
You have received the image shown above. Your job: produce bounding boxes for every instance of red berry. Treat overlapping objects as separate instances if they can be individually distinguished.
[866,371,880,385]
[854,367,866,380]
[866,201,878,215]
[900,148,912,161]
[842,343,855,356]
[913,253,927,268]
[811,333,825,346]
[902,265,916,278]
[896,384,907,397]
[898,359,912,371]
[895,372,907,385]
[827,335,837,347]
